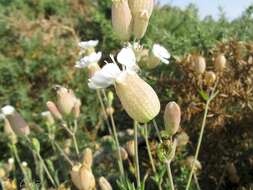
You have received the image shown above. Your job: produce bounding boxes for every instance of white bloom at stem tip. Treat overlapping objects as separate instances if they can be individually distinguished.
[1,105,15,116]
[152,44,170,64]
[78,40,99,50]
[88,63,121,89]
[117,47,139,71]
[75,52,102,68]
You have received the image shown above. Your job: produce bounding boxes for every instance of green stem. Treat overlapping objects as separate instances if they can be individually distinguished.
[53,141,74,166]
[109,112,125,176]
[144,123,156,173]
[166,161,175,190]
[152,120,162,143]
[134,121,141,188]
[185,87,219,190]
[97,90,113,135]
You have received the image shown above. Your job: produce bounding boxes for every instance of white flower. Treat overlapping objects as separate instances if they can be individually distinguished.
[78,40,99,49]
[152,44,170,64]
[117,46,139,71]
[88,47,139,89]
[75,52,102,68]
[1,105,15,116]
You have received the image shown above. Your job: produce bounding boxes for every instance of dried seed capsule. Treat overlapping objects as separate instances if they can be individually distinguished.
[164,102,181,136]
[214,54,226,72]
[175,131,189,147]
[1,106,30,136]
[99,177,113,190]
[204,71,216,86]
[191,55,206,74]
[112,0,132,41]
[115,72,160,123]
[70,164,82,190]
[185,156,202,173]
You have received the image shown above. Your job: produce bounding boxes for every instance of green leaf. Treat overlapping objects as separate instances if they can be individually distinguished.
[198,90,209,101]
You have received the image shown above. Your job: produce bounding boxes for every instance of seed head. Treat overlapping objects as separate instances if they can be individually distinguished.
[191,55,206,74]
[204,71,216,86]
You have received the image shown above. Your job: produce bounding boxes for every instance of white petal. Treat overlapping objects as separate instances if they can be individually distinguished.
[79,40,99,49]
[88,63,121,89]
[152,44,170,64]
[1,105,15,116]
[75,52,102,68]
[117,47,136,69]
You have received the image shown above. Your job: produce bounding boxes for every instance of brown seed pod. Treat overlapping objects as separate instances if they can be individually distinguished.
[214,54,226,72]
[191,55,206,74]
[204,71,216,86]
[82,148,93,170]
[115,72,160,123]
[125,140,135,157]
[175,131,189,147]
[185,156,202,173]
[112,0,132,41]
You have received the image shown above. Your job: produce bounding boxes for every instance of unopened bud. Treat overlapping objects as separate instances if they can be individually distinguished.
[4,119,17,143]
[106,107,115,116]
[70,164,82,190]
[56,86,78,116]
[107,91,114,107]
[79,164,96,190]
[214,54,226,72]
[47,101,62,120]
[164,102,181,136]
[227,163,240,184]
[129,0,154,39]
[21,162,28,168]
[82,148,93,170]
[120,147,128,160]
[115,72,160,123]
[0,168,6,178]
[112,0,132,41]
[185,156,202,173]
[41,111,55,126]
[204,71,216,86]
[191,55,206,74]
[126,140,135,157]
[1,106,30,136]
[99,177,112,190]
[73,99,81,118]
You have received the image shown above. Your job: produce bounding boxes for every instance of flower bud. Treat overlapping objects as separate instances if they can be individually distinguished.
[56,86,78,116]
[164,102,181,136]
[107,91,114,107]
[185,156,202,173]
[70,164,82,190]
[82,148,93,170]
[0,168,6,178]
[204,71,216,86]
[87,62,101,78]
[120,147,128,160]
[47,101,63,120]
[175,131,189,147]
[214,54,226,72]
[79,165,96,190]
[128,0,154,39]
[126,140,135,157]
[73,99,81,118]
[1,106,30,136]
[191,55,206,74]
[227,163,240,184]
[4,119,17,143]
[99,177,112,190]
[41,111,55,126]
[112,0,132,41]
[115,72,160,123]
